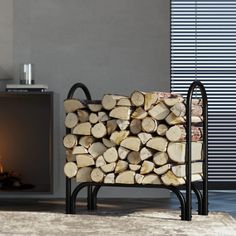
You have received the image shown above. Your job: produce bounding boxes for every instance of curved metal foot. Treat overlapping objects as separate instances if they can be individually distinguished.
[87,186,93,211]
[91,185,102,210]
[71,182,91,214]
[168,186,186,220]
[192,183,203,215]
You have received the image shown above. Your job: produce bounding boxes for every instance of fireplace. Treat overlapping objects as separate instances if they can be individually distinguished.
[0,92,53,193]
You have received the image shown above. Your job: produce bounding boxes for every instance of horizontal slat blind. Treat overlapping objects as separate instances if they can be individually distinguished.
[171,0,236,188]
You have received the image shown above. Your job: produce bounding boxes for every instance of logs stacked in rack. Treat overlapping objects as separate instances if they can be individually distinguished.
[63,91,203,186]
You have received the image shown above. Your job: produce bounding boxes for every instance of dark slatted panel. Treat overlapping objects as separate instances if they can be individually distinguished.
[171,0,236,188]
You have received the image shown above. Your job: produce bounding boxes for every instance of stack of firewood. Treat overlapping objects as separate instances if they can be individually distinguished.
[63,91,203,186]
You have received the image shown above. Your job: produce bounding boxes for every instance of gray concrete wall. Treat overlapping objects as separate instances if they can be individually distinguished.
[9,0,170,198]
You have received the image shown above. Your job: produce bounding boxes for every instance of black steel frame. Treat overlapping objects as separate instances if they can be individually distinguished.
[65,80,208,221]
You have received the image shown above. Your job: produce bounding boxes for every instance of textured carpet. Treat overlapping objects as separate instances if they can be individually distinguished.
[0,210,235,236]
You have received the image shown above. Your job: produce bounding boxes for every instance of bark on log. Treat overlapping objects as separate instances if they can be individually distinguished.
[130,119,142,134]
[127,151,142,165]
[102,138,116,148]
[107,119,118,135]
[66,150,76,162]
[64,162,78,178]
[77,110,89,122]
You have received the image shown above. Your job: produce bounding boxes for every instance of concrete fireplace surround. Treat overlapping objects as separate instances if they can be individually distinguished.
[0,0,170,198]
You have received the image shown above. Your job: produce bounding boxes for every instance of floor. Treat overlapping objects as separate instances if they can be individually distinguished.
[0,191,235,218]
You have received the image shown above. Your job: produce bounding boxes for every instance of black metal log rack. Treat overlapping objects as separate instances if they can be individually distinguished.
[65,81,208,221]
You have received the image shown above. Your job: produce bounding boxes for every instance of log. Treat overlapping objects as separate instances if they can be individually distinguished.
[107,119,118,135]
[96,155,107,168]
[117,119,130,130]
[120,137,141,151]
[140,147,153,161]
[130,91,145,107]
[130,119,142,134]
[88,142,107,158]
[109,106,131,120]
[140,160,155,174]
[102,138,116,148]
[153,152,169,166]
[172,162,203,177]
[135,173,144,184]
[88,104,102,112]
[137,132,152,145]
[102,95,117,110]
[79,136,95,149]
[141,117,157,133]
[103,147,118,163]
[110,131,129,145]
[142,174,161,185]
[117,98,132,107]
[91,168,105,182]
[192,104,203,116]
[66,150,76,162]
[154,164,171,175]
[148,102,170,120]
[165,112,203,125]
[186,174,202,182]
[91,122,107,138]
[72,146,88,155]
[167,142,202,163]
[129,164,141,171]
[161,170,185,186]
[77,110,89,122]
[170,102,203,117]
[163,97,180,107]
[64,99,85,113]
[98,112,109,122]
[76,167,92,182]
[131,107,148,119]
[76,154,95,167]
[101,162,116,173]
[65,112,78,128]
[116,170,135,184]
[104,173,115,183]
[63,134,77,149]
[156,124,168,136]
[127,151,142,165]
[115,160,129,173]
[118,146,130,160]
[64,162,78,178]
[146,137,168,152]
[72,122,91,135]
[89,113,99,124]
[166,125,202,142]
[144,92,158,111]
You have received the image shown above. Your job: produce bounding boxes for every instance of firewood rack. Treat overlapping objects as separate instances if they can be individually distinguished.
[65,80,208,221]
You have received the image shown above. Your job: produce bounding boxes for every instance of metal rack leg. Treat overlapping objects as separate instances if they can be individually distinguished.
[91,185,101,210]
[66,177,71,214]
[192,183,203,215]
[87,186,93,211]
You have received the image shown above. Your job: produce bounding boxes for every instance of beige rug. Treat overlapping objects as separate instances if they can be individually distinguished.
[0,210,235,236]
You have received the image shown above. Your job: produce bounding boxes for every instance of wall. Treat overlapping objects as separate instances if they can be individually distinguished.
[10,0,170,198]
[0,0,13,81]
